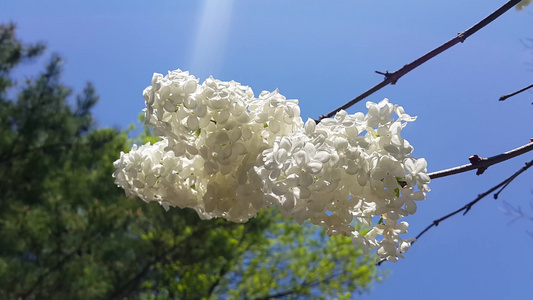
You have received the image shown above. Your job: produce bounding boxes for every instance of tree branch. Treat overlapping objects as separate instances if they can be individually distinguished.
[206,228,250,297]
[501,200,533,225]
[499,83,533,101]
[377,158,533,266]
[417,159,533,241]
[103,221,240,300]
[317,0,522,122]
[254,272,341,300]
[427,139,533,179]
[19,234,101,300]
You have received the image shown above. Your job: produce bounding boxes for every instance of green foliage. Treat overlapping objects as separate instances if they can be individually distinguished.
[0,23,45,93]
[0,23,381,300]
[225,222,378,300]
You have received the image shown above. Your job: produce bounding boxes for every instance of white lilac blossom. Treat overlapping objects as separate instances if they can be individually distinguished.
[113,69,430,262]
[115,70,303,222]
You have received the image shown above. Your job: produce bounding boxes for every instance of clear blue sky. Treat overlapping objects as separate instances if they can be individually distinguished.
[3,1,533,299]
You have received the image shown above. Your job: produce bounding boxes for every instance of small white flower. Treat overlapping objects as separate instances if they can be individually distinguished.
[372,156,405,190]
[366,98,394,127]
[405,157,431,186]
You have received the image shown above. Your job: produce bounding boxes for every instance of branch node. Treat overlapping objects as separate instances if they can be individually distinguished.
[499,83,533,102]
[469,154,488,175]
[457,32,466,43]
[323,0,522,121]
[397,157,533,268]
[463,205,472,215]
[375,70,390,77]
[375,70,399,85]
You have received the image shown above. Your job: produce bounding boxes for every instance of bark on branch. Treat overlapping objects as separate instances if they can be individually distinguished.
[428,139,533,179]
[317,0,522,122]
[499,83,533,101]
[417,159,533,243]
[377,157,533,266]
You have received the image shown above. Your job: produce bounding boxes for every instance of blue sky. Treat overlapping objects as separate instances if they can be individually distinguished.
[3,0,533,299]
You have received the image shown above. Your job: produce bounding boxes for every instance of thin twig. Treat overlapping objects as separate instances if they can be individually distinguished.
[254,272,341,300]
[317,0,522,122]
[428,139,533,180]
[417,159,533,240]
[103,221,240,300]
[206,227,249,297]
[499,83,533,101]
[500,200,533,225]
[19,234,102,300]
[377,158,533,266]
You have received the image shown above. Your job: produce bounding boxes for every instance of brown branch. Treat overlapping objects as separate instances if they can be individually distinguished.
[317,0,522,122]
[206,228,249,297]
[417,159,533,240]
[103,221,241,300]
[19,234,102,300]
[102,235,188,300]
[377,158,533,266]
[254,272,341,300]
[428,139,533,179]
[499,83,533,101]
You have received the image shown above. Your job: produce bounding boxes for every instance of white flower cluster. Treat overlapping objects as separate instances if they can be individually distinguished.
[113,69,430,262]
[114,70,303,222]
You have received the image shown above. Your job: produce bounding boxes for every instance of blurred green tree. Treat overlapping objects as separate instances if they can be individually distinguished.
[0,23,380,300]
